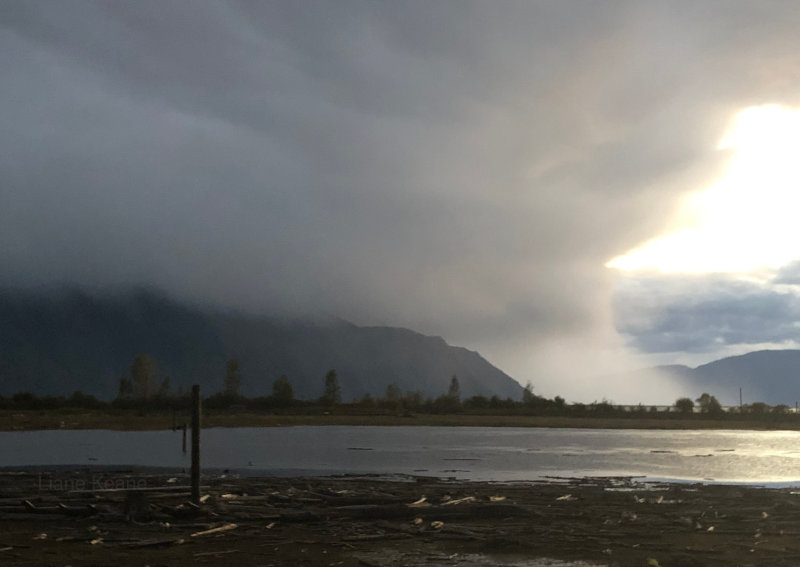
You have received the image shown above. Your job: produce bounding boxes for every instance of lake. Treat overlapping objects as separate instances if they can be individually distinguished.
[3,426,800,484]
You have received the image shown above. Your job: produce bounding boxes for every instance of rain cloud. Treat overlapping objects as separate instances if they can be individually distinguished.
[3,1,800,402]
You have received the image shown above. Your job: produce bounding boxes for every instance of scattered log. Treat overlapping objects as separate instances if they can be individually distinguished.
[193,549,239,557]
[125,537,186,548]
[331,502,532,521]
[190,523,238,537]
[340,533,412,542]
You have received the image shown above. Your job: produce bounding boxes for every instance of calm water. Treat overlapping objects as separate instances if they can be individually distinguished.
[2,426,800,484]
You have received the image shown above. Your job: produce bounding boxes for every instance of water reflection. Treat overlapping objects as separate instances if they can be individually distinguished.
[2,426,800,484]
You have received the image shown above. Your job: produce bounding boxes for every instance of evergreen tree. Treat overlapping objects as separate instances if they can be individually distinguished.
[447,375,461,402]
[321,369,341,406]
[272,375,294,405]
[223,359,242,397]
[130,354,158,399]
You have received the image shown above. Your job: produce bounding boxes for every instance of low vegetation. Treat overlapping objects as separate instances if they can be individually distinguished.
[2,354,798,431]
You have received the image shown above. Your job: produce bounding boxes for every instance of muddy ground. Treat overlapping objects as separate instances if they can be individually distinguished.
[2,469,800,566]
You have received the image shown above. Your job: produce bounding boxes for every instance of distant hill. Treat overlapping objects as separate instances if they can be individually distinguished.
[651,351,800,406]
[0,288,522,401]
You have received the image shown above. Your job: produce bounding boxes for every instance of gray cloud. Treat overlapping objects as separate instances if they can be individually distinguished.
[615,274,800,354]
[774,262,800,286]
[3,1,800,401]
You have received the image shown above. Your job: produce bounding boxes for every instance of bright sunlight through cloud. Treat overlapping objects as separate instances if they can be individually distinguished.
[607,104,800,273]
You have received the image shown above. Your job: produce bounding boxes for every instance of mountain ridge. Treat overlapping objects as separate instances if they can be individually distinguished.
[0,287,522,401]
[651,349,800,406]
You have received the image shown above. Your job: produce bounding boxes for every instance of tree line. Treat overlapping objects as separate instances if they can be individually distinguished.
[1,353,798,421]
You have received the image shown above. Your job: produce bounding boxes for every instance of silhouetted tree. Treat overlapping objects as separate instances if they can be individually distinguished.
[356,392,375,407]
[68,390,103,409]
[747,402,769,416]
[570,402,587,417]
[321,369,341,406]
[118,377,133,399]
[773,404,790,415]
[223,359,242,397]
[272,375,294,406]
[591,399,615,416]
[675,397,694,414]
[431,376,463,413]
[403,390,425,412]
[157,377,171,398]
[130,354,158,399]
[696,392,723,416]
[465,395,489,409]
[385,383,401,402]
[447,375,461,403]
[522,382,535,404]
[11,392,38,410]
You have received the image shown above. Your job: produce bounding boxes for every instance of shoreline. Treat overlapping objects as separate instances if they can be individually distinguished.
[2,468,800,566]
[3,464,800,489]
[3,410,800,432]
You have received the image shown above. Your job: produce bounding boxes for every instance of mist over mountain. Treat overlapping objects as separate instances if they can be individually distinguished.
[650,351,800,406]
[0,288,522,401]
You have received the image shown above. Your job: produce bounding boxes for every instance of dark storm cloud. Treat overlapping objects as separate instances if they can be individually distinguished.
[3,1,800,398]
[615,275,800,354]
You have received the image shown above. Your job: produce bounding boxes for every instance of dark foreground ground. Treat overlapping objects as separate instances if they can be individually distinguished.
[2,469,800,567]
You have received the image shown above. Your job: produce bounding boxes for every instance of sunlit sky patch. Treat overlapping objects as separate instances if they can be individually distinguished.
[607,105,800,274]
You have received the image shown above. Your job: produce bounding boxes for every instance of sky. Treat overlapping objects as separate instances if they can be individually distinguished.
[3,1,800,403]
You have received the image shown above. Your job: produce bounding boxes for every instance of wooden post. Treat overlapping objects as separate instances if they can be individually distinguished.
[191,385,201,504]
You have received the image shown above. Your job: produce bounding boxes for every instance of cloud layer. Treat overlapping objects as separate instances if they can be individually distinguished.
[3,2,800,402]
[615,274,800,358]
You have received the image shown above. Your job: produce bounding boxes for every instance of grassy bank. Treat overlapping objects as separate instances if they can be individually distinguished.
[2,408,800,431]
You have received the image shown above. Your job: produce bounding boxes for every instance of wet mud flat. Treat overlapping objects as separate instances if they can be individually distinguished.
[1,469,800,566]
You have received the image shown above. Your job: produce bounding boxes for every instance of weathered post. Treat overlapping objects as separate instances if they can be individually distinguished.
[191,385,201,504]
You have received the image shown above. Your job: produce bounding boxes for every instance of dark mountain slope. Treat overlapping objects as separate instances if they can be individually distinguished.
[0,288,227,399]
[0,288,522,401]
[623,351,800,406]
[691,350,800,406]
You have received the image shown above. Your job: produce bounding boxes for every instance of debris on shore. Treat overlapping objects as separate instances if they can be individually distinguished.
[2,469,800,566]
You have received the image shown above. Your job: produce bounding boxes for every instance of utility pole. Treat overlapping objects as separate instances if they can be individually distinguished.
[739,387,743,413]
[191,385,201,504]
